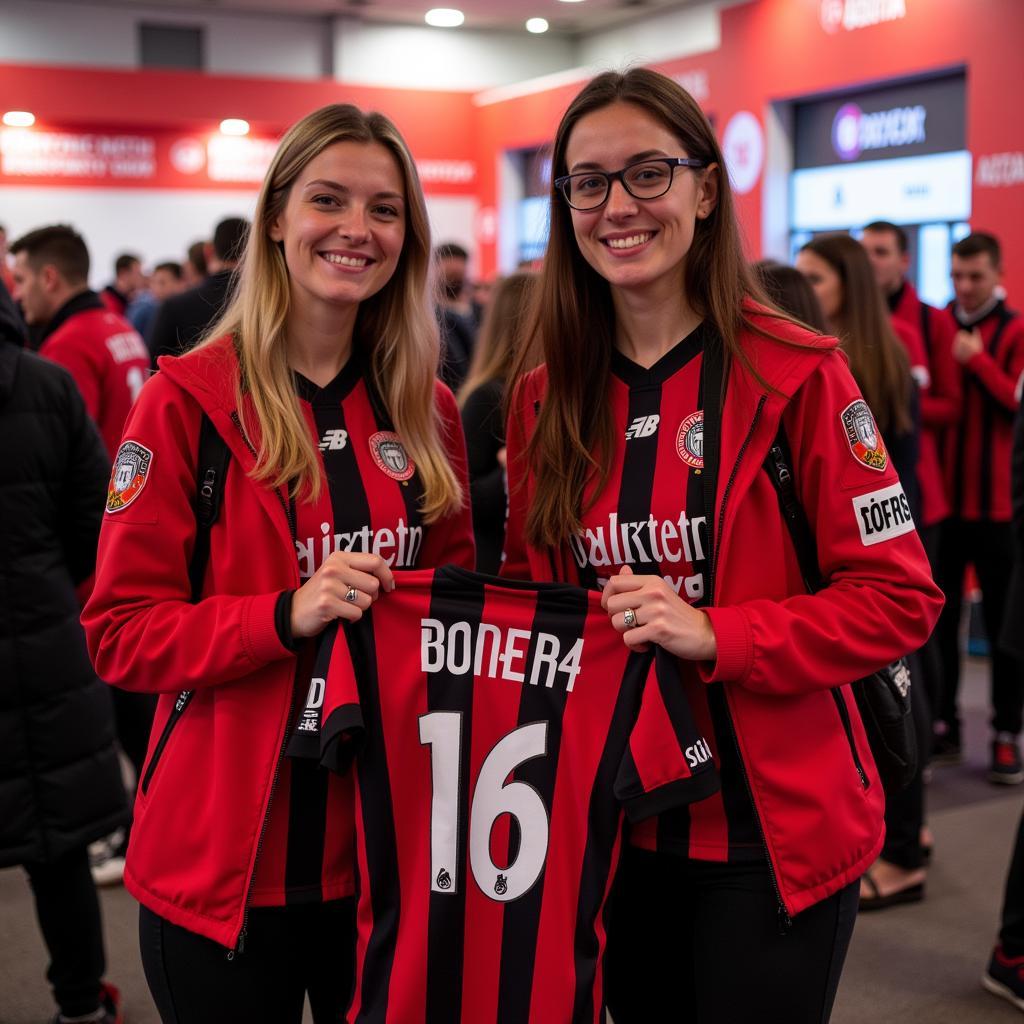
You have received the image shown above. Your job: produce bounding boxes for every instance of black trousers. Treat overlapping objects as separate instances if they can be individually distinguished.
[139,898,355,1024]
[605,847,860,1023]
[935,519,1023,736]
[1000,806,1024,957]
[23,845,107,1019]
[881,650,931,869]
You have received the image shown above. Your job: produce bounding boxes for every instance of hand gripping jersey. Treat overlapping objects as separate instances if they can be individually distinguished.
[288,565,719,1024]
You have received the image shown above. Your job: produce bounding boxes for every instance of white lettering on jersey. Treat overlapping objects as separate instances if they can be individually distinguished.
[318,429,349,452]
[421,619,584,694]
[296,677,325,733]
[625,415,660,440]
[295,518,422,578]
[685,737,713,770]
[105,331,148,364]
[852,482,916,546]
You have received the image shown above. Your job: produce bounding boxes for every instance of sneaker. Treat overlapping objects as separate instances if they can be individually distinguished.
[990,734,1024,785]
[51,980,123,1024]
[88,836,125,887]
[983,946,1024,1012]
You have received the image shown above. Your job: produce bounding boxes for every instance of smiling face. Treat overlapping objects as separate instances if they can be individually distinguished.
[796,248,844,324]
[269,140,406,320]
[562,101,717,301]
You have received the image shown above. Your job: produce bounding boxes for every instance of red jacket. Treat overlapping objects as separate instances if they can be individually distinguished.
[943,301,1024,521]
[39,295,149,460]
[503,310,943,917]
[891,282,961,524]
[82,336,474,948]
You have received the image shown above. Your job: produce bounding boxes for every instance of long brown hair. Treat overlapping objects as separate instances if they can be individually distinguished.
[457,272,537,406]
[200,103,462,522]
[800,234,912,436]
[511,67,785,551]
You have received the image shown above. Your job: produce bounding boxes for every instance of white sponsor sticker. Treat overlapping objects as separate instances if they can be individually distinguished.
[852,482,915,546]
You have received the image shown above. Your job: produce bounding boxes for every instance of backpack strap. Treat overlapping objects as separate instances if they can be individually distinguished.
[189,412,231,601]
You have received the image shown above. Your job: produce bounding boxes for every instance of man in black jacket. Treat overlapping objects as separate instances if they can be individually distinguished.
[0,279,127,1024]
[147,216,249,363]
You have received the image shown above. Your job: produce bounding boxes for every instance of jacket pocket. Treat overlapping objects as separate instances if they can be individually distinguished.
[831,688,869,789]
[140,690,195,796]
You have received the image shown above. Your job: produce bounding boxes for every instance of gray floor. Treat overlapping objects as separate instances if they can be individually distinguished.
[2,658,1021,1023]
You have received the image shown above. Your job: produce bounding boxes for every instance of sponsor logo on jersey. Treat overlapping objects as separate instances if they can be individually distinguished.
[676,411,704,469]
[106,440,153,513]
[852,482,915,546]
[295,676,325,734]
[296,518,423,579]
[841,400,888,471]
[685,737,713,770]
[625,414,660,440]
[318,428,348,452]
[421,618,585,693]
[369,431,415,481]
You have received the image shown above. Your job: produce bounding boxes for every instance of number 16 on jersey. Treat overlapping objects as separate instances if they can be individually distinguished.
[419,712,551,903]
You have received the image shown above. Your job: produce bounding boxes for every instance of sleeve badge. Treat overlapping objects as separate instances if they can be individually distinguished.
[840,400,887,472]
[107,440,153,513]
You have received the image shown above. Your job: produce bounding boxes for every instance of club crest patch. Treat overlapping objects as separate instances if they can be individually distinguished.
[107,440,153,513]
[840,400,887,472]
[676,411,704,469]
[369,431,415,481]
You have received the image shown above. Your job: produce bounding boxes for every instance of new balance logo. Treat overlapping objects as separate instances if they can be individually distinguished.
[625,415,660,439]
[319,429,348,451]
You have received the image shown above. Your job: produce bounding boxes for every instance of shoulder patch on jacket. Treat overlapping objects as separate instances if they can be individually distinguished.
[840,400,887,472]
[107,440,153,513]
[852,482,915,546]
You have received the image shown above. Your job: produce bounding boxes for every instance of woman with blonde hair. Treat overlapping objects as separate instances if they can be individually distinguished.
[458,270,536,572]
[83,104,473,1022]
[501,68,942,1021]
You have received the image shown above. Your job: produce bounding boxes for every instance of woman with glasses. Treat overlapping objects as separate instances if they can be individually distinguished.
[501,68,942,1022]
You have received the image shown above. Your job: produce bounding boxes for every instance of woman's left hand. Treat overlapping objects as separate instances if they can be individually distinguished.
[601,565,718,662]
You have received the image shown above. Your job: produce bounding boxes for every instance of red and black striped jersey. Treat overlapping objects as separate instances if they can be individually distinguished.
[565,323,763,862]
[251,354,473,907]
[288,565,719,1023]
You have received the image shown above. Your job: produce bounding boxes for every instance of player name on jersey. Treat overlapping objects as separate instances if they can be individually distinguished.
[421,618,584,693]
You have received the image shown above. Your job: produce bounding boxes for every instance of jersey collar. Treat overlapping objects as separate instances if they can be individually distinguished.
[610,320,707,388]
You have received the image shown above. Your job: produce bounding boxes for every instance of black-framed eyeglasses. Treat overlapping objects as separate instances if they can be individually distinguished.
[554,157,708,211]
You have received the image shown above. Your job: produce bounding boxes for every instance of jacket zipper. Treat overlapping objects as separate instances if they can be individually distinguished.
[708,396,792,930]
[226,408,299,959]
[831,689,870,788]
[140,689,194,795]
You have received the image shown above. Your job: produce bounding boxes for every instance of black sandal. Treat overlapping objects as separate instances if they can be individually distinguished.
[859,868,925,912]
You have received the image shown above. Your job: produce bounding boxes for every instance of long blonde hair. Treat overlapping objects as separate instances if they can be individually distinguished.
[200,103,462,522]
[457,272,537,407]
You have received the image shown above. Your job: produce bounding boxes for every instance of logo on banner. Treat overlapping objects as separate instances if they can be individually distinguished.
[841,400,888,471]
[369,431,415,481]
[676,412,704,469]
[170,138,205,175]
[821,0,907,33]
[107,440,153,513]
[721,111,764,195]
[831,102,926,161]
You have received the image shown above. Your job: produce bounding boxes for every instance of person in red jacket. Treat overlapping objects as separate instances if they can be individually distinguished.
[82,104,475,1024]
[934,231,1024,781]
[9,225,150,461]
[502,68,942,1023]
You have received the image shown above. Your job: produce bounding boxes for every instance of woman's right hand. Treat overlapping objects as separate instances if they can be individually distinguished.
[290,551,395,639]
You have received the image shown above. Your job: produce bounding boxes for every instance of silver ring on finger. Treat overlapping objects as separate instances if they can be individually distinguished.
[623,607,637,629]
[345,586,359,603]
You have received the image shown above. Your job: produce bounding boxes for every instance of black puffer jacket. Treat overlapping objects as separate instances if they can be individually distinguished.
[0,316,128,866]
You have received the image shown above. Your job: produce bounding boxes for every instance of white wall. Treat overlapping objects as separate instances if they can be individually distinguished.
[0,0,328,78]
[331,18,575,91]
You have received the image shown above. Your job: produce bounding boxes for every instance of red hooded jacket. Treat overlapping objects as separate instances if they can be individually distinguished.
[82,336,474,948]
[502,310,944,917]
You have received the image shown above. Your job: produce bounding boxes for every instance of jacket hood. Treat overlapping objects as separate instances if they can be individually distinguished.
[156,334,242,415]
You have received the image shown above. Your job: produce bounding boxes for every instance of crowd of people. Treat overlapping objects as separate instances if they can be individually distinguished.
[0,65,1022,1024]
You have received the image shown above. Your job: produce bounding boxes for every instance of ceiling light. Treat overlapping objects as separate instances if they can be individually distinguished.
[3,111,35,128]
[219,118,250,137]
[526,17,549,33]
[425,8,465,27]
[557,0,586,4]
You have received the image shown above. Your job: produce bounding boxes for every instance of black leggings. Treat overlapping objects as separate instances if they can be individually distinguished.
[139,899,355,1024]
[605,848,860,1024]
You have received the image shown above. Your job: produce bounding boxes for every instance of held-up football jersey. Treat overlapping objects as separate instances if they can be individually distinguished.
[288,565,719,1024]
